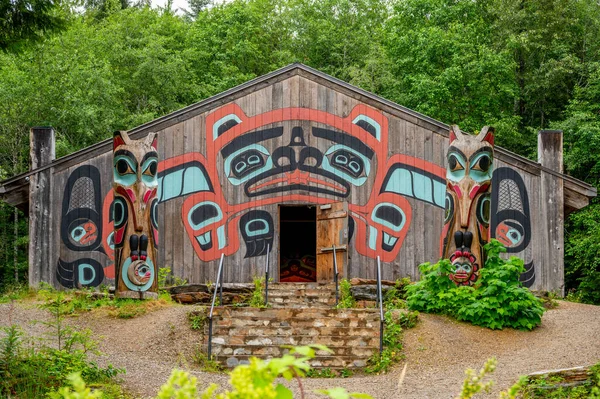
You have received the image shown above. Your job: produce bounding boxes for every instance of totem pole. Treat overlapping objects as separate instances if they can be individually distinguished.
[442,125,494,286]
[113,131,159,299]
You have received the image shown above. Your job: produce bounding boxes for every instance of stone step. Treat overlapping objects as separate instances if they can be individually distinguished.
[212,307,379,319]
[214,354,371,369]
[267,290,336,298]
[214,317,378,329]
[267,283,335,290]
[209,343,377,358]
[207,334,380,347]
[210,326,379,338]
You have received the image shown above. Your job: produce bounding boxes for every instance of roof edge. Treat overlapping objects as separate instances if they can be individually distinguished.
[1,63,597,201]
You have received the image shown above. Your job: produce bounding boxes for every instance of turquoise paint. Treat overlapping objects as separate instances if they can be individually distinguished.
[182,166,210,195]
[78,263,96,285]
[223,144,272,186]
[161,169,184,201]
[372,203,406,232]
[368,226,378,250]
[321,144,371,186]
[385,168,413,196]
[217,226,226,250]
[121,258,155,292]
[433,181,446,207]
[213,114,242,140]
[186,201,223,231]
[245,219,268,236]
[352,114,381,141]
[412,174,433,203]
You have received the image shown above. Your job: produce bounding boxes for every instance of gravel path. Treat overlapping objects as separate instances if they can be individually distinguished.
[1,300,599,399]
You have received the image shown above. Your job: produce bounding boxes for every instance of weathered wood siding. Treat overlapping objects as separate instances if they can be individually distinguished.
[34,73,563,291]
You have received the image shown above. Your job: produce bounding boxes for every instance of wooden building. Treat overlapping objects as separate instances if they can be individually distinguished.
[0,64,596,293]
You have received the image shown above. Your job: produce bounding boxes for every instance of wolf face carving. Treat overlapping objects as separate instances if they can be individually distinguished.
[113,131,159,298]
[442,125,494,285]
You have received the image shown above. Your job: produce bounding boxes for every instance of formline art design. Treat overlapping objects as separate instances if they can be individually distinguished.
[113,131,159,299]
[442,125,495,286]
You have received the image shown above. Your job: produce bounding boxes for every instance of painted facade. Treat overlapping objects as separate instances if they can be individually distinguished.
[8,65,593,293]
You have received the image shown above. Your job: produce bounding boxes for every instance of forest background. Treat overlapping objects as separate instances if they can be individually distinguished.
[1,0,599,303]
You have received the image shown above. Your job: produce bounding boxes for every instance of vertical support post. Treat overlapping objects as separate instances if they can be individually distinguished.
[264,244,270,305]
[538,130,564,294]
[28,127,55,288]
[377,256,384,354]
[333,245,338,306]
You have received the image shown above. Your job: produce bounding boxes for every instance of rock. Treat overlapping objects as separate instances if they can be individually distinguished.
[226,357,239,367]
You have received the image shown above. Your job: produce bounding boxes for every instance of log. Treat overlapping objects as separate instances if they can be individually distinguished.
[168,283,253,295]
[350,284,395,301]
[349,278,397,287]
[172,291,250,305]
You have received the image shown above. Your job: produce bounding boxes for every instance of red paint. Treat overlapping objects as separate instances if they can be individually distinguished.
[452,184,462,199]
[449,130,457,143]
[469,182,489,199]
[143,188,156,204]
[115,226,125,245]
[113,135,125,150]
[78,222,98,244]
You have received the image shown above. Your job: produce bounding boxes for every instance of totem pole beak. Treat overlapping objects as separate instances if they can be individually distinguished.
[458,178,475,229]
[133,182,147,232]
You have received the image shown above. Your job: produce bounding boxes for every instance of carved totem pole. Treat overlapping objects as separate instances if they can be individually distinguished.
[442,125,494,286]
[113,131,159,299]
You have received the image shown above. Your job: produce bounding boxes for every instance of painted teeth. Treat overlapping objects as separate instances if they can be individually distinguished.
[197,231,211,246]
[383,232,398,247]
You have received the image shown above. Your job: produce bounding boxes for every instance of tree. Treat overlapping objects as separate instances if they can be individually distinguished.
[0,0,65,51]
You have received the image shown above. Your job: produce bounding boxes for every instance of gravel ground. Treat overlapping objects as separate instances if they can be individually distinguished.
[1,300,599,399]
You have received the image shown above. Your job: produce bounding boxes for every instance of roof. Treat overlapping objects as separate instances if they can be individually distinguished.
[1,63,596,211]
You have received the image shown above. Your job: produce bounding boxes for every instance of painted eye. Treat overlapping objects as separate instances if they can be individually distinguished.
[330,150,364,177]
[448,154,463,172]
[116,159,133,175]
[229,150,266,178]
[235,161,247,174]
[472,155,491,172]
[71,226,86,241]
[143,160,158,176]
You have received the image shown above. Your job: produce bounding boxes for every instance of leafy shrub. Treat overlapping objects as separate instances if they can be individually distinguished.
[336,279,356,309]
[406,240,545,330]
[249,276,267,308]
[0,323,123,398]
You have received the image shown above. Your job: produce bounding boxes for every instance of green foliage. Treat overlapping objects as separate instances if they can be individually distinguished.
[407,240,545,330]
[519,363,600,399]
[159,267,188,289]
[306,367,336,378]
[0,319,123,398]
[191,350,224,373]
[335,279,356,309]
[188,311,206,331]
[249,276,267,308]
[456,358,525,399]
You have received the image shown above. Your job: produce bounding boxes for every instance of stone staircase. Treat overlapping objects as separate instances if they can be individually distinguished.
[204,283,381,369]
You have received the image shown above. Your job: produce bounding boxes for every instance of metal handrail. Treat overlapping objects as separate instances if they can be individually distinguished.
[207,253,225,359]
[333,245,339,306]
[264,244,271,306]
[376,256,384,354]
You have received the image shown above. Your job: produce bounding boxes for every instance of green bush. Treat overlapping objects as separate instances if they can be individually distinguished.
[406,240,545,330]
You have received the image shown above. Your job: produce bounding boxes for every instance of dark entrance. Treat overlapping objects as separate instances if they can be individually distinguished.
[279,205,317,282]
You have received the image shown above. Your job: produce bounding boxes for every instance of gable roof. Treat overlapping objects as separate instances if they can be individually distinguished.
[0,63,596,211]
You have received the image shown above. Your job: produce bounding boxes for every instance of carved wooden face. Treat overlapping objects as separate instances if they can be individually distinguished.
[113,131,159,293]
[442,125,494,285]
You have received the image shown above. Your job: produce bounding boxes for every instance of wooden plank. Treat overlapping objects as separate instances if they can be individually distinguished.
[316,201,348,282]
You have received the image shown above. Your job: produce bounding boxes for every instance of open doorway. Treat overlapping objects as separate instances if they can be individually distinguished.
[279,205,317,282]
